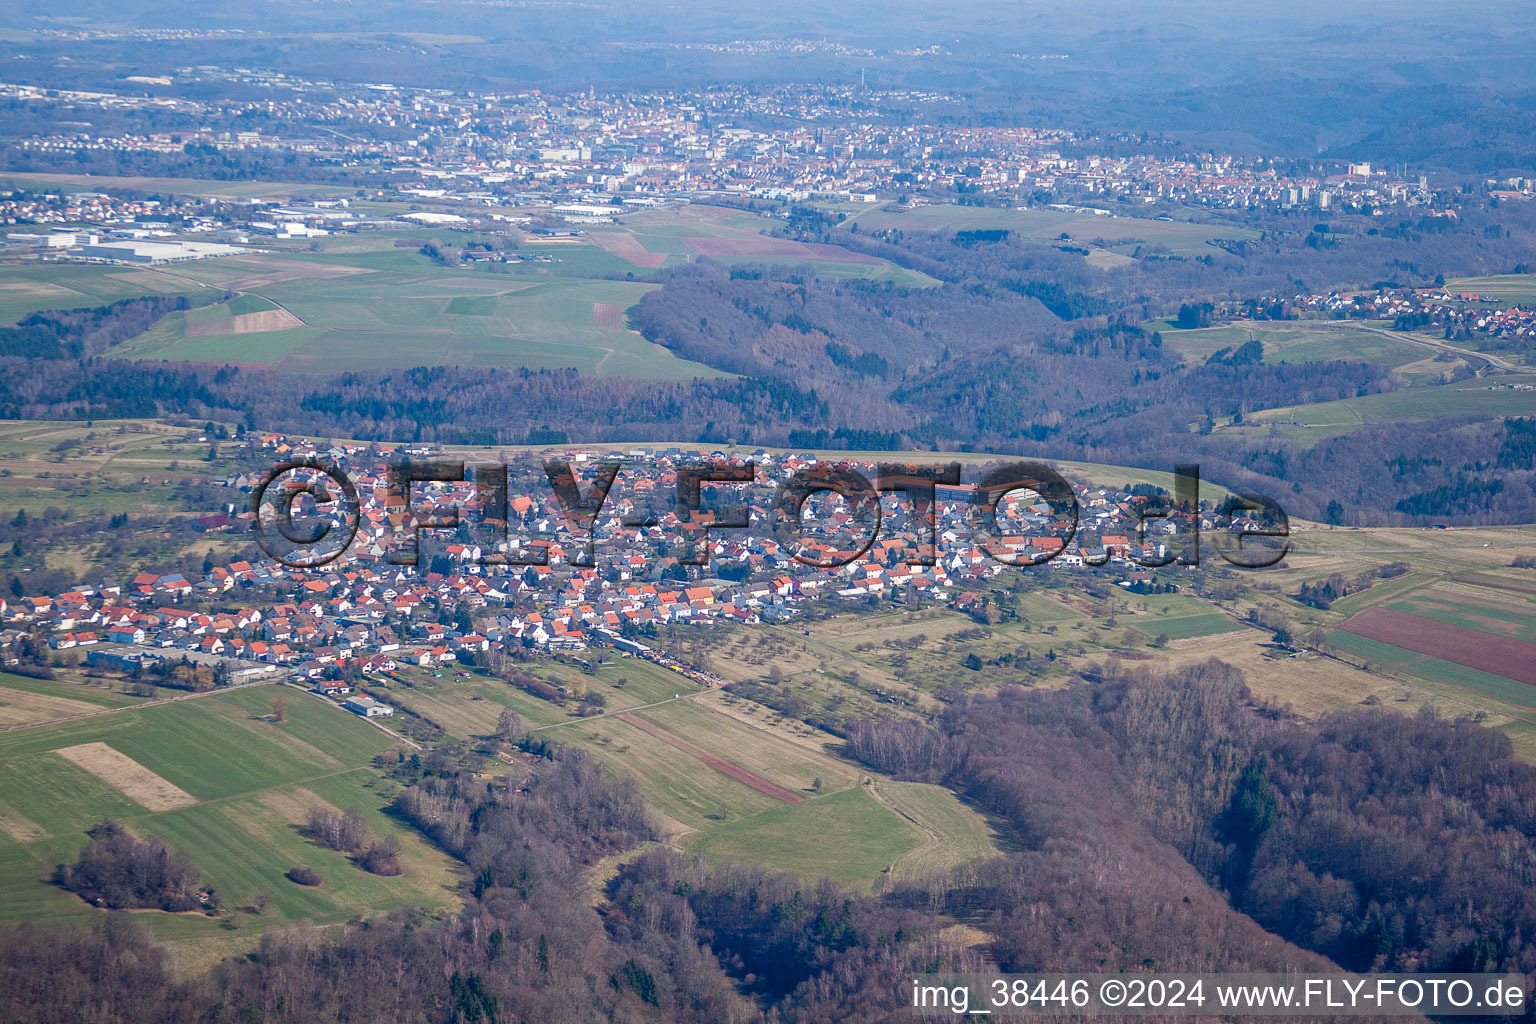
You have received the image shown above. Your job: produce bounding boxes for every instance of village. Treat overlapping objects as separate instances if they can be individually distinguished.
[0,435,1240,709]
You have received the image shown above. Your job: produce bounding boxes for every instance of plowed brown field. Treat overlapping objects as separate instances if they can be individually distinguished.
[1338,606,1536,684]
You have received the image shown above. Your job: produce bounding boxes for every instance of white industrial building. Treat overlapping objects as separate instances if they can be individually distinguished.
[78,239,252,263]
[9,229,79,248]
[553,203,616,223]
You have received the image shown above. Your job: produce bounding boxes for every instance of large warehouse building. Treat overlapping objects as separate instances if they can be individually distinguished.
[78,239,251,263]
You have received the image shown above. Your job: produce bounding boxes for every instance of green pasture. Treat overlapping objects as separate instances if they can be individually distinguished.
[1156,322,1446,371]
[0,685,457,944]
[1140,612,1245,640]
[113,258,726,378]
[879,780,1007,880]
[685,786,923,891]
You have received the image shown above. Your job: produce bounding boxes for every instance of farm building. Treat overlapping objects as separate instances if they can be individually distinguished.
[342,694,395,718]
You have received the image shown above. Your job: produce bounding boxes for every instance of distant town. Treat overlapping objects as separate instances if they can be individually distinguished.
[6,75,1531,254]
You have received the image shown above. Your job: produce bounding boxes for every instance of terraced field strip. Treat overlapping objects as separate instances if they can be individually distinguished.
[186,308,304,336]
[0,687,103,728]
[614,713,805,804]
[54,742,198,812]
[591,302,624,329]
[1449,573,1536,597]
[589,230,667,268]
[1338,607,1536,685]
[685,235,882,265]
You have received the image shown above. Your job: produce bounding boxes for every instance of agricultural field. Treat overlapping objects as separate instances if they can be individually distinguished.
[0,681,458,969]
[1209,521,1536,751]
[586,204,938,286]
[841,203,1260,255]
[0,263,210,323]
[1325,578,1536,709]
[2,201,935,377]
[1382,581,1536,642]
[1324,630,1536,709]
[110,252,727,378]
[1336,606,1536,684]
[685,786,922,890]
[1242,375,1536,445]
[376,654,1005,890]
[1155,321,1456,377]
[872,780,1010,882]
[1446,273,1536,303]
[0,671,174,724]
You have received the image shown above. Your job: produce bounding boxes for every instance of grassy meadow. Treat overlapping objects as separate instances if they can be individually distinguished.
[0,680,458,969]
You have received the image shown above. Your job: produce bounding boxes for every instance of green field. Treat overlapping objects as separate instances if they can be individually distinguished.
[1324,572,1435,617]
[224,294,277,316]
[685,786,923,890]
[445,295,497,316]
[1326,631,1536,709]
[0,684,459,963]
[876,780,1008,881]
[380,659,998,889]
[562,697,861,830]
[589,206,939,287]
[1156,323,1441,371]
[1384,591,1536,643]
[0,264,209,323]
[842,203,1259,255]
[1247,376,1536,445]
[1139,612,1246,640]
[1446,274,1536,303]
[384,664,854,834]
[110,255,727,378]
[0,671,162,710]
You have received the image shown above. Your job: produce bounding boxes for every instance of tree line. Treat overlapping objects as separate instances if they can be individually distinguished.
[849,660,1536,976]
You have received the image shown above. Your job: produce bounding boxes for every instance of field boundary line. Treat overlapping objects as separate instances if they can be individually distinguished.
[0,676,272,734]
